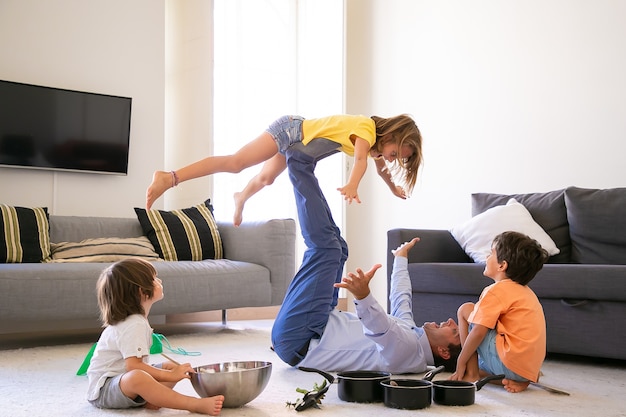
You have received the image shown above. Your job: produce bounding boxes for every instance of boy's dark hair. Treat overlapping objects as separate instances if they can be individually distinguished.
[96,258,158,326]
[433,342,463,372]
[492,231,549,285]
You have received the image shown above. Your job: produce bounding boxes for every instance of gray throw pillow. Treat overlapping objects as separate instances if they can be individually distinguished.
[564,186,626,265]
[471,189,570,263]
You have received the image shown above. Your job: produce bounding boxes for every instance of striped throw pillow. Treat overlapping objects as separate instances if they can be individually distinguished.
[48,236,160,263]
[134,199,223,261]
[0,205,51,263]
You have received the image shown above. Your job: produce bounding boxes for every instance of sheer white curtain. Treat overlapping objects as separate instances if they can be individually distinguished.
[212,0,344,237]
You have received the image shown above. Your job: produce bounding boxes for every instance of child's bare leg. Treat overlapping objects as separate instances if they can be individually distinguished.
[233,154,286,226]
[146,131,278,209]
[457,302,480,382]
[457,302,473,344]
[120,370,224,415]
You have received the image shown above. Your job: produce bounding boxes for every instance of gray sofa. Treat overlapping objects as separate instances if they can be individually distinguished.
[387,186,626,361]
[0,215,296,334]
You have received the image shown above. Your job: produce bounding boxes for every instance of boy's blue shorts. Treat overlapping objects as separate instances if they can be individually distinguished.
[470,324,528,382]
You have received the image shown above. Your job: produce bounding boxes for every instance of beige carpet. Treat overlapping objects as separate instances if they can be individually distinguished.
[1,320,625,417]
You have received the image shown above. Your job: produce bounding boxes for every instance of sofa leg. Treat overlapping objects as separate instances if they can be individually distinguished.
[222,309,227,325]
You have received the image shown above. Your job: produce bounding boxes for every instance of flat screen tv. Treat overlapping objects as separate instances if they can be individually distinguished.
[0,79,132,175]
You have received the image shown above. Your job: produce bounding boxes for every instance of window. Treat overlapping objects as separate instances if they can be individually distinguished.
[212,0,344,237]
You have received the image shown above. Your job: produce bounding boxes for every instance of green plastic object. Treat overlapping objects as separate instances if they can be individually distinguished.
[76,333,164,376]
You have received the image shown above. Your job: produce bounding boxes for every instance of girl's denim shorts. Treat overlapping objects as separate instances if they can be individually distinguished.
[266,115,304,155]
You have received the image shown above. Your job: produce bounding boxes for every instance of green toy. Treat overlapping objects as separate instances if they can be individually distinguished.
[76,333,165,376]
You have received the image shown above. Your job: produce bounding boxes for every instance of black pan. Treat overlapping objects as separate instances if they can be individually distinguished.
[380,365,445,410]
[336,370,391,403]
[433,374,505,406]
[299,366,391,403]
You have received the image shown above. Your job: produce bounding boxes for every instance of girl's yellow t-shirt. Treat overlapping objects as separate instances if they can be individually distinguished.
[302,115,376,156]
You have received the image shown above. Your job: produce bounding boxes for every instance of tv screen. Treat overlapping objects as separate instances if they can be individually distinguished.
[0,79,132,175]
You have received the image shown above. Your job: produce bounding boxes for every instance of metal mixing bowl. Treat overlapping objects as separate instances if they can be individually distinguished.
[190,361,272,408]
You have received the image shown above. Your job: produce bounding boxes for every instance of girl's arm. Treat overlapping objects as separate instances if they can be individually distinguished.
[337,136,370,204]
[374,158,407,199]
[125,356,193,383]
[450,323,489,381]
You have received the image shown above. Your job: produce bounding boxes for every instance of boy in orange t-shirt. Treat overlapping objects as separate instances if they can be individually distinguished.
[450,231,549,393]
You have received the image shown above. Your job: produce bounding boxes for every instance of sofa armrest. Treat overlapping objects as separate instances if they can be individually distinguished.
[217,219,296,305]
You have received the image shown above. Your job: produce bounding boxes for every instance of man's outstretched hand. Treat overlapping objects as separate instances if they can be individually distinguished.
[334,264,382,300]
[391,237,420,259]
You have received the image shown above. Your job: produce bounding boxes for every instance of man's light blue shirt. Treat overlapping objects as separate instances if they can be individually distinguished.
[298,257,434,373]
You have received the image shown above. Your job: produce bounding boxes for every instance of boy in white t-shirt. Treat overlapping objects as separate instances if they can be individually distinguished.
[87,258,224,415]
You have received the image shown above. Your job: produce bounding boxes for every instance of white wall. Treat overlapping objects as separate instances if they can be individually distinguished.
[344,0,626,305]
[0,0,165,217]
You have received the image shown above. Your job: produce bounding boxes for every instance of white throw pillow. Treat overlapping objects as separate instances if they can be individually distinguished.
[450,198,560,264]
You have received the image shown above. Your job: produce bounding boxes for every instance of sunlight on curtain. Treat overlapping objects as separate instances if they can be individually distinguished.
[212,0,296,225]
[212,0,344,232]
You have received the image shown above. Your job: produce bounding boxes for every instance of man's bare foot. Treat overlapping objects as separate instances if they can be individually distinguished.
[196,395,224,415]
[233,191,246,227]
[146,171,172,209]
[502,378,530,393]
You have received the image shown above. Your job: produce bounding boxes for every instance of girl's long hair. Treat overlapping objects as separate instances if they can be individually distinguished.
[371,114,423,194]
[96,258,157,326]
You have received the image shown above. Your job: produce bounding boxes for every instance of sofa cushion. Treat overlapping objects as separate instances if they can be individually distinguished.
[451,198,560,264]
[0,205,51,263]
[472,189,570,263]
[134,199,223,261]
[407,263,626,302]
[565,186,626,264]
[47,236,160,263]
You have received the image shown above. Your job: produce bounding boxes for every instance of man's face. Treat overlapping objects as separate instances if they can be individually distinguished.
[423,318,461,346]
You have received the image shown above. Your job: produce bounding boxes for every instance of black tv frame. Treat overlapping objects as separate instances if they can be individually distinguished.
[0,79,132,175]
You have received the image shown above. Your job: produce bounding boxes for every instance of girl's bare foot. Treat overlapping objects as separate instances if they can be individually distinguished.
[196,395,224,415]
[146,171,173,209]
[502,378,530,393]
[233,191,246,227]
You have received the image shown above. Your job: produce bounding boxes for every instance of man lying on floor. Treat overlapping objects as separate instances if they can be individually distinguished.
[271,237,461,374]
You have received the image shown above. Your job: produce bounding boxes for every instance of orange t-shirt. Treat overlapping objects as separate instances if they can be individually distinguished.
[468,279,546,382]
